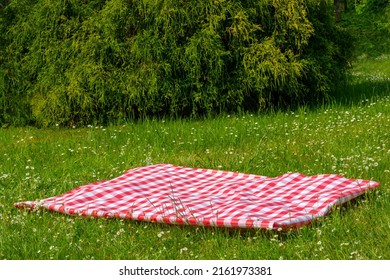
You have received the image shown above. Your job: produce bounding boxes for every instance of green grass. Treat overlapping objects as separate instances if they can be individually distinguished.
[330,54,390,106]
[1,60,390,259]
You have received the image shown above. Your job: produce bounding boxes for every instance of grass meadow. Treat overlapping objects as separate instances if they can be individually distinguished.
[1,55,390,260]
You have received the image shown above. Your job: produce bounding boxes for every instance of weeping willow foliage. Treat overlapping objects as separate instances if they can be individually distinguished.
[0,0,352,126]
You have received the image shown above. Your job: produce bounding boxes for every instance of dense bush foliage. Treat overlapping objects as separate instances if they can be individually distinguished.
[342,0,390,57]
[354,0,389,13]
[0,0,352,126]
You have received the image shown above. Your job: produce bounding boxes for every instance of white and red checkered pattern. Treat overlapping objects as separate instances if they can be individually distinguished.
[15,164,380,229]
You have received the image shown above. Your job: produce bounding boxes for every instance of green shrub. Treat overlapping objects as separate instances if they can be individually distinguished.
[0,0,353,126]
[342,0,390,57]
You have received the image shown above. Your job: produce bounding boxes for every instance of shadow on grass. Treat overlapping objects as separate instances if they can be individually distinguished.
[329,76,390,106]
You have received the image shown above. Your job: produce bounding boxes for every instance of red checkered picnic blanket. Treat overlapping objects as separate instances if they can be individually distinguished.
[15,164,380,229]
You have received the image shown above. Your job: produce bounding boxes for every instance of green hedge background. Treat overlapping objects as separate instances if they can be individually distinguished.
[0,0,352,126]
